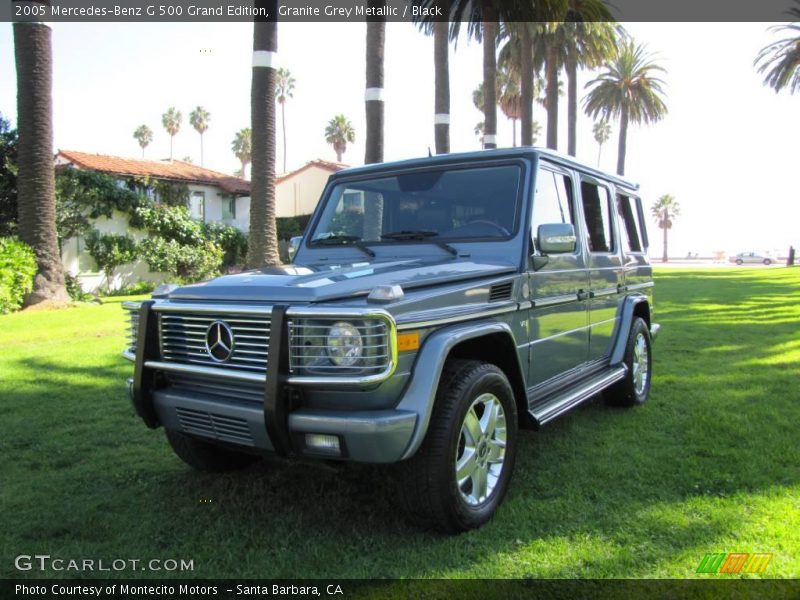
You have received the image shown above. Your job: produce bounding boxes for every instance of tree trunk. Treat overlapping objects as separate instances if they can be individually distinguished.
[241,159,247,179]
[520,25,533,147]
[597,142,602,167]
[336,148,343,162]
[662,221,669,263]
[566,54,577,157]
[512,118,517,147]
[365,9,385,165]
[545,41,558,151]
[169,135,173,159]
[433,20,450,154]
[482,10,497,150]
[247,0,280,268]
[13,21,68,306]
[616,108,628,176]
[281,101,287,173]
[200,133,204,166]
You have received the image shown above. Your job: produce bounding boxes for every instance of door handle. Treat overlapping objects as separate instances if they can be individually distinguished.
[577,289,591,301]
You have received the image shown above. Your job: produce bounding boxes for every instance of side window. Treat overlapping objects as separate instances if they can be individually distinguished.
[580,180,615,253]
[532,166,576,253]
[616,194,644,253]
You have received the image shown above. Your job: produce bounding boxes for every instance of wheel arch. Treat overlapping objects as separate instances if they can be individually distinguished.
[609,294,651,366]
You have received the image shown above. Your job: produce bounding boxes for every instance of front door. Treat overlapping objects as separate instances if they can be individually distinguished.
[527,163,590,390]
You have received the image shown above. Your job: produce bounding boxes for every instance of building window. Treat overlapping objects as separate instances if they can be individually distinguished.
[189,191,205,222]
[222,197,236,220]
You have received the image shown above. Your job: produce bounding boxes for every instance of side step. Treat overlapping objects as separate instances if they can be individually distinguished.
[529,366,627,425]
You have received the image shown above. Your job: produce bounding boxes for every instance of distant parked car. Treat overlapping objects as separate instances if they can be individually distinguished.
[730,251,774,265]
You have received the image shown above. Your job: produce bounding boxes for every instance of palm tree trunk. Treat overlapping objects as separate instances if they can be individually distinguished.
[597,142,602,167]
[433,20,450,154]
[200,133,204,166]
[662,219,669,263]
[365,10,385,165]
[520,25,533,147]
[482,10,498,150]
[545,41,558,151]
[247,0,280,268]
[13,21,68,306]
[169,135,173,159]
[566,54,577,157]
[336,148,343,162]
[512,118,517,147]
[241,159,247,179]
[616,107,628,176]
[281,101,287,173]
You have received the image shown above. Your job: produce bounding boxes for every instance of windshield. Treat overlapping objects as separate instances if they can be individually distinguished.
[308,164,522,248]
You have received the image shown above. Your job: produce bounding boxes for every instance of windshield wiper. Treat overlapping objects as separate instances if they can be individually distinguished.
[381,230,459,257]
[311,234,376,258]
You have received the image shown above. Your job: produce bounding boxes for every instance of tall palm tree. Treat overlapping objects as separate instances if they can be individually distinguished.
[133,125,153,158]
[231,128,252,179]
[325,115,355,162]
[189,106,210,166]
[274,67,295,172]
[413,11,451,154]
[247,0,281,268]
[754,22,800,95]
[498,63,521,146]
[592,119,611,166]
[650,194,680,263]
[584,39,668,176]
[161,107,182,160]
[13,20,68,305]
[365,11,385,164]
[530,120,542,145]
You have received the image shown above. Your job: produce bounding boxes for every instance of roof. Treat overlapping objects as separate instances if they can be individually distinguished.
[57,150,251,195]
[277,159,348,185]
[330,147,639,190]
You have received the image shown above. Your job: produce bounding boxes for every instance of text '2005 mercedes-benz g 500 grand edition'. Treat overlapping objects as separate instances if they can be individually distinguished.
[123,148,659,533]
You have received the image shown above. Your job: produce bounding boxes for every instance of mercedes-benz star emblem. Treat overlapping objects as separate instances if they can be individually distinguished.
[205,320,234,362]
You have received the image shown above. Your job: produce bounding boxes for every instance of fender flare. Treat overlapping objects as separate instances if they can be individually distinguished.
[396,319,522,460]
[609,293,650,366]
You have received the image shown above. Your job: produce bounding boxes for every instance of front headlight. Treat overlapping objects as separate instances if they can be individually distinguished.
[326,321,363,366]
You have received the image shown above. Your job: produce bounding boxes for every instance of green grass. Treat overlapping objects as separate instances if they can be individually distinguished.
[1,269,799,580]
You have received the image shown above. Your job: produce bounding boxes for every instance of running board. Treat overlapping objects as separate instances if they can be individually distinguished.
[529,366,627,425]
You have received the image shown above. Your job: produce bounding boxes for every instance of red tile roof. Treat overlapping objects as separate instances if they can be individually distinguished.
[57,150,251,195]
[276,159,349,184]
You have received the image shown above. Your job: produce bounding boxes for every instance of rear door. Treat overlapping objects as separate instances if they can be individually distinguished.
[527,162,590,389]
[577,175,624,363]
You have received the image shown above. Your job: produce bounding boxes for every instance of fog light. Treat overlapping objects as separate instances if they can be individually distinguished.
[305,433,341,455]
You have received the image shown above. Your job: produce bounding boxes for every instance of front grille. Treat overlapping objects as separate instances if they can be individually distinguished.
[125,307,140,353]
[167,373,263,405]
[175,407,254,446]
[159,312,270,374]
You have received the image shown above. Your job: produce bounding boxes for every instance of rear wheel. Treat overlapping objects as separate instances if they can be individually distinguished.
[606,318,652,407]
[397,360,518,533]
[763,258,772,265]
[165,428,260,472]
[736,259,743,265]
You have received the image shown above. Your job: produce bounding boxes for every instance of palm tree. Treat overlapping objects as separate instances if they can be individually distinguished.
[247,0,281,268]
[498,64,521,146]
[755,22,800,95]
[584,39,668,176]
[365,13,385,164]
[189,106,210,166]
[231,128,252,179]
[651,194,680,263]
[13,21,68,305]
[274,67,295,172]
[133,125,153,158]
[530,120,542,145]
[325,115,355,162]
[592,119,611,166]
[474,121,485,146]
[161,107,182,160]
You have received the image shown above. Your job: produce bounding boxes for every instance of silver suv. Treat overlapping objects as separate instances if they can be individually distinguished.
[123,148,659,532]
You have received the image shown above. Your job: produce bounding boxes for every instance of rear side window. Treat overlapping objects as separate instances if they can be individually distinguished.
[580,180,615,253]
[617,194,645,253]
[532,167,576,252]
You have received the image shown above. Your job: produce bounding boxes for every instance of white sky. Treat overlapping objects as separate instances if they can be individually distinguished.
[1,21,798,256]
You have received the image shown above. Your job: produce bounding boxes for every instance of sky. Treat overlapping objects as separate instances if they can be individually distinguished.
[1,21,798,257]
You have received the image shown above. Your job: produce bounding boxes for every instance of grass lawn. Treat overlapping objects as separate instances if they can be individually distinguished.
[1,268,798,580]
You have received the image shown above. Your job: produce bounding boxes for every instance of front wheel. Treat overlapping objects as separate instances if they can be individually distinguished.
[736,259,744,265]
[397,360,518,533]
[763,258,772,265]
[606,318,652,407]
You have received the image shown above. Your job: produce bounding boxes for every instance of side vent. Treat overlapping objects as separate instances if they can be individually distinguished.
[489,281,513,302]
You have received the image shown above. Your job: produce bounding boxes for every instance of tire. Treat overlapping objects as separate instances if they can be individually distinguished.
[763,258,772,265]
[397,360,518,533]
[165,428,260,472]
[606,318,652,407]
[736,259,743,265]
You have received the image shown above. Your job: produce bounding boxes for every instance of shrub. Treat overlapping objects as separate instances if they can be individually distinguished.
[130,204,203,245]
[64,272,93,302]
[203,221,248,268]
[103,280,157,297]
[276,214,311,241]
[139,238,223,283]
[84,231,138,293]
[0,237,37,313]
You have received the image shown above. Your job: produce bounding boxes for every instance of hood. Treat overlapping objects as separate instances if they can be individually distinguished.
[165,257,518,303]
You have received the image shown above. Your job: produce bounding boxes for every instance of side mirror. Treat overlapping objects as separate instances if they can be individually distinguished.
[537,223,577,254]
[288,236,302,261]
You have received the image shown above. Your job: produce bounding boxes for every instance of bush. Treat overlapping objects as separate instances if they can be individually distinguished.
[203,221,248,268]
[103,280,157,297]
[84,231,138,292]
[130,204,203,245]
[64,272,93,302]
[276,214,311,241]
[0,237,37,313]
[139,238,223,283]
